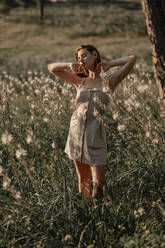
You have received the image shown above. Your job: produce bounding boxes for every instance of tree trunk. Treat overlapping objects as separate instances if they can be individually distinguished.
[36,0,44,22]
[141,0,165,98]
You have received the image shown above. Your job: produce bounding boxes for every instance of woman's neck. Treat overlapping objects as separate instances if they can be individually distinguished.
[88,70,100,79]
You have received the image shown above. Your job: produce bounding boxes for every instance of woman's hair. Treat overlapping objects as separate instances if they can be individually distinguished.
[74,44,101,78]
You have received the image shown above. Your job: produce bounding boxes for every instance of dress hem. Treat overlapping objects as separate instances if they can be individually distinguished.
[65,151,106,166]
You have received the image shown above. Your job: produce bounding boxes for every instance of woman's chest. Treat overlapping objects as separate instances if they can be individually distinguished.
[82,78,102,90]
[75,88,109,107]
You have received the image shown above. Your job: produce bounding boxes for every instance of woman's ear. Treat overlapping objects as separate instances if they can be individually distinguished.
[93,51,98,58]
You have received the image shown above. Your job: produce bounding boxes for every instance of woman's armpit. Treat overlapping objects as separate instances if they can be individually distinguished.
[107,73,118,93]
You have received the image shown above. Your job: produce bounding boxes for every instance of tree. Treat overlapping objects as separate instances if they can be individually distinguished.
[141,0,165,98]
[36,0,44,22]
[1,0,44,22]
[0,0,19,9]
[13,0,36,7]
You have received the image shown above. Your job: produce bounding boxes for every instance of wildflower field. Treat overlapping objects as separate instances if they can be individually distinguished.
[1,60,165,247]
[1,1,165,247]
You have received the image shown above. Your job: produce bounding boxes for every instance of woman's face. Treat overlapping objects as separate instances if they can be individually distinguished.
[77,48,97,70]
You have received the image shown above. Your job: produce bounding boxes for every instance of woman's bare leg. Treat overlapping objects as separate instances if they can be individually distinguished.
[91,165,106,205]
[74,160,91,199]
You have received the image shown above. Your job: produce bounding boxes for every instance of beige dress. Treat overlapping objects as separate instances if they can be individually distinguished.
[65,79,110,166]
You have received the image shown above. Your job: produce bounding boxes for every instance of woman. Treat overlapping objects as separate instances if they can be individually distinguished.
[48,44,136,204]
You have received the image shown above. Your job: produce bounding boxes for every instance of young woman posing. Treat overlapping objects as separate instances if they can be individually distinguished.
[48,44,136,205]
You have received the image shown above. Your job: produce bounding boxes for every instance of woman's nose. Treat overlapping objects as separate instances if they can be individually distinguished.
[80,57,84,63]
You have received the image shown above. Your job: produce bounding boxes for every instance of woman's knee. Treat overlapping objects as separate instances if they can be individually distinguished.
[74,161,91,183]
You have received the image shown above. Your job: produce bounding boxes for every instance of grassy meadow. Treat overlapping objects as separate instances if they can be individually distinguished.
[1,1,165,247]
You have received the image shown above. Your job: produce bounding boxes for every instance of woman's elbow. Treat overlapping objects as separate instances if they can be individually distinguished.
[48,64,59,74]
[47,64,54,73]
[47,63,60,74]
[130,55,137,64]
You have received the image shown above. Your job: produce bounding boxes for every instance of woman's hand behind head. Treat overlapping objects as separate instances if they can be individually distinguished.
[70,62,80,73]
[94,62,102,74]
[70,62,88,78]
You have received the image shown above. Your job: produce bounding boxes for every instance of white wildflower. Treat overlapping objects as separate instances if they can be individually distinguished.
[0,166,4,175]
[27,70,32,75]
[127,105,132,112]
[46,109,51,115]
[51,142,56,149]
[146,131,150,138]
[112,112,119,120]
[66,84,72,89]
[124,99,133,107]
[118,225,125,230]
[15,191,22,200]
[134,210,139,219]
[146,106,150,112]
[87,245,94,248]
[153,138,158,144]
[16,148,27,159]
[1,131,13,145]
[35,89,40,95]
[64,234,72,242]
[138,207,144,216]
[117,124,126,132]
[134,101,141,109]
[151,202,156,207]
[62,88,68,95]
[3,176,11,189]
[148,79,152,85]
[43,117,49,123]
[7,215,12,219]
[131,94,136,101]
[26,135,33,144]
[137,85,149,93]
[126,240,135,246]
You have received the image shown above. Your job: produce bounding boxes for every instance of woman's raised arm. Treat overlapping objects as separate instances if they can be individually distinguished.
[47,62,81,86]
[102,56,136,73]
[106,55,137,93]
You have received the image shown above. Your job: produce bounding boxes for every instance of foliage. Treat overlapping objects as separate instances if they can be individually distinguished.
[0,1,145,36]
[1,0,36,8]
[0,61,165,247]
[0,1,149,66]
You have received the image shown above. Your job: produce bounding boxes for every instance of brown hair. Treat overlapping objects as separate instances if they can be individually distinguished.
[75,44,101,78]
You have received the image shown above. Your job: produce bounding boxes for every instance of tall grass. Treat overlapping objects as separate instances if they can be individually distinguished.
[3,1,145,38]
[0,0,151,72]
[0,60,165,247]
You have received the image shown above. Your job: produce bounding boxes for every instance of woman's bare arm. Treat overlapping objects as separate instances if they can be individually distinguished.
[102,56,136,73]
[108,55,137,93]
[47,62,81,86]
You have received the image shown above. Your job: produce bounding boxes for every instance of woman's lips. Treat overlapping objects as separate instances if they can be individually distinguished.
[81,62,86,66]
